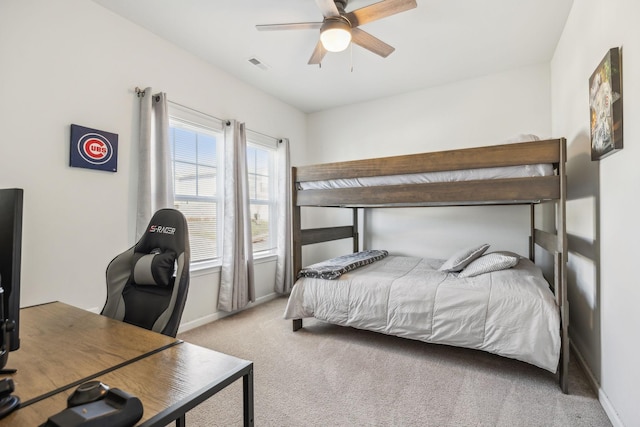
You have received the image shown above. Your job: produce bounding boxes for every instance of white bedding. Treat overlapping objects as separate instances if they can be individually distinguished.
[284,255,560,372]
[298,164,553,190]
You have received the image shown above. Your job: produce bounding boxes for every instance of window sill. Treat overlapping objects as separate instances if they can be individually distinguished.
[189,252,278,276]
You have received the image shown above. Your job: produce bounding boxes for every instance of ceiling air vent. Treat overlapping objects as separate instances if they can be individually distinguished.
[248,57,270,71]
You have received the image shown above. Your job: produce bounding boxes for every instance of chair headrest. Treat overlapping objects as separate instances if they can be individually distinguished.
[135,209,188,255]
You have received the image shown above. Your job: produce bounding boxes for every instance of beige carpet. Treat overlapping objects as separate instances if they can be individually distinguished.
[179,297,611,426]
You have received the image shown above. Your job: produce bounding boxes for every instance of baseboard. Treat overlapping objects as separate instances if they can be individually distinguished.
[177,292,279,334]
[599,391,625,427]
[86,306,101,314]
[570,341,625,427]
[90,294,280,334]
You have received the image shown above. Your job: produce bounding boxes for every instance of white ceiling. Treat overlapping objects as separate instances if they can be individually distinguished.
[92,0,573,113]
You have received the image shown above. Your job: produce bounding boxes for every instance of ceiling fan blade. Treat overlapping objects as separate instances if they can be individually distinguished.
[256,22,322,31]
[351,28,395,58]
[346,0,417,27]
[315,0,340,17]
[308,41,328,65]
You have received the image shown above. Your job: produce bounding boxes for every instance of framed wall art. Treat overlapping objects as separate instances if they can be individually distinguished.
[589,47,623,161]
[70,124,118,172]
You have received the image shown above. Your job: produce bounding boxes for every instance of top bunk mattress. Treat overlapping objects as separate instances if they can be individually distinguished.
[298,163,554,190]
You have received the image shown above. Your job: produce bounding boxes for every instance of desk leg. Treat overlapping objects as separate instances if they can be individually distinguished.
[175,415,186,427]
[243,366,254,427]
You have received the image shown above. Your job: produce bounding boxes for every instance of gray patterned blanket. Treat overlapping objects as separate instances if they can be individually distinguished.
[297,250,389,280]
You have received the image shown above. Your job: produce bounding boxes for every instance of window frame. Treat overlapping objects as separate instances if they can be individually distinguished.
[168,103,278,270]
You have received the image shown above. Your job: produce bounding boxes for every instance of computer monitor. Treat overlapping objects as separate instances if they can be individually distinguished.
[0,188,23,364]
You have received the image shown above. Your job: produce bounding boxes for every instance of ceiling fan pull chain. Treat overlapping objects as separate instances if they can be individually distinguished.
[350,43,354,72]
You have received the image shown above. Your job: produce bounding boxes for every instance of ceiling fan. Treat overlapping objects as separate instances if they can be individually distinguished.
[256,0,417,65]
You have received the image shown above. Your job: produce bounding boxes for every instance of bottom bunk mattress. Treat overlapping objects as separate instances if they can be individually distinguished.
[284,255,560,372]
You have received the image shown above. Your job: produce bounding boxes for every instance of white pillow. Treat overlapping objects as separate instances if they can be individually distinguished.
[438,244,490,272]
[457,252,519,278]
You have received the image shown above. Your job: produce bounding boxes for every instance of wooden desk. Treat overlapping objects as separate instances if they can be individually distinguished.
[8,302,179,405]
[0,302,254,426]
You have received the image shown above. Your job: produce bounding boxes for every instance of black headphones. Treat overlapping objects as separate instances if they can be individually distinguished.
[0,377,19,419]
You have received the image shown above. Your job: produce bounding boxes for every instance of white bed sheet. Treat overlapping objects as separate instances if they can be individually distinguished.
[284,255,560,372]
[298,164,553,190]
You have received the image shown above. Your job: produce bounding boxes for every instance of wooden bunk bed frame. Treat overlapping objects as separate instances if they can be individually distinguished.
[290,138,569,393]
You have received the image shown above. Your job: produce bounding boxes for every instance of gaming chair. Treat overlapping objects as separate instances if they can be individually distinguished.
[101,209,190,338]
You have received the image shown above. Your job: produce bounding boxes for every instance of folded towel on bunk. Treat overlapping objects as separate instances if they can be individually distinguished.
[297,250,389,280]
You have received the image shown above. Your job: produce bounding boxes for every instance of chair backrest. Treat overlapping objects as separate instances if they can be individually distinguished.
[101,209,190,337]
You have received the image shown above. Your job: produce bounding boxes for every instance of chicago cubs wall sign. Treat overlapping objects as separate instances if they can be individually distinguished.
[70,124,118,172]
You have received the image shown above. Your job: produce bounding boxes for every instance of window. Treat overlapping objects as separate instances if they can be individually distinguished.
[246,132,277,255]
[169,104,277,266]
[170,114,223,264]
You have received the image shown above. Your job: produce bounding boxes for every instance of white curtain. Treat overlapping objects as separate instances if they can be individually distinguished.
[219,120,255,311]
[275,138,293,294]
[136,87,173,239]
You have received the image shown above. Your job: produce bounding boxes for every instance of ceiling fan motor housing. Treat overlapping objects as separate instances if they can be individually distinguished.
[334,0,348,14]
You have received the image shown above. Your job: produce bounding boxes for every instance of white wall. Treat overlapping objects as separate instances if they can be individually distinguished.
[0,0,306,327]
[551,1,640,426]
[304,64,553,264]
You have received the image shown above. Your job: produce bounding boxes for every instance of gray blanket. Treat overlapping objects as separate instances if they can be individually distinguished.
[297,250,389,280]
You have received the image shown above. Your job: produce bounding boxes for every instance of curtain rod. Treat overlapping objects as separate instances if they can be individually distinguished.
[168,99,228,125]
[170,99,284,144]
[247,127,284,144]
[135,87,283,143]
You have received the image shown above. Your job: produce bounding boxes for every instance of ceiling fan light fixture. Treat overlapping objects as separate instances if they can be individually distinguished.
[320,18,352,53]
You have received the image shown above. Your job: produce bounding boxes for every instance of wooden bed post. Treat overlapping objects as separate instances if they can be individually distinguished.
[557,252,569,393]
[558,138,569,394]
[529,204,535,262]
[291,167,303,332]
[292,167,302,282]
[352,208,359,253]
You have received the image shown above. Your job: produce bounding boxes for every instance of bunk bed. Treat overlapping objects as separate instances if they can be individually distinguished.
[285,138,569,393]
